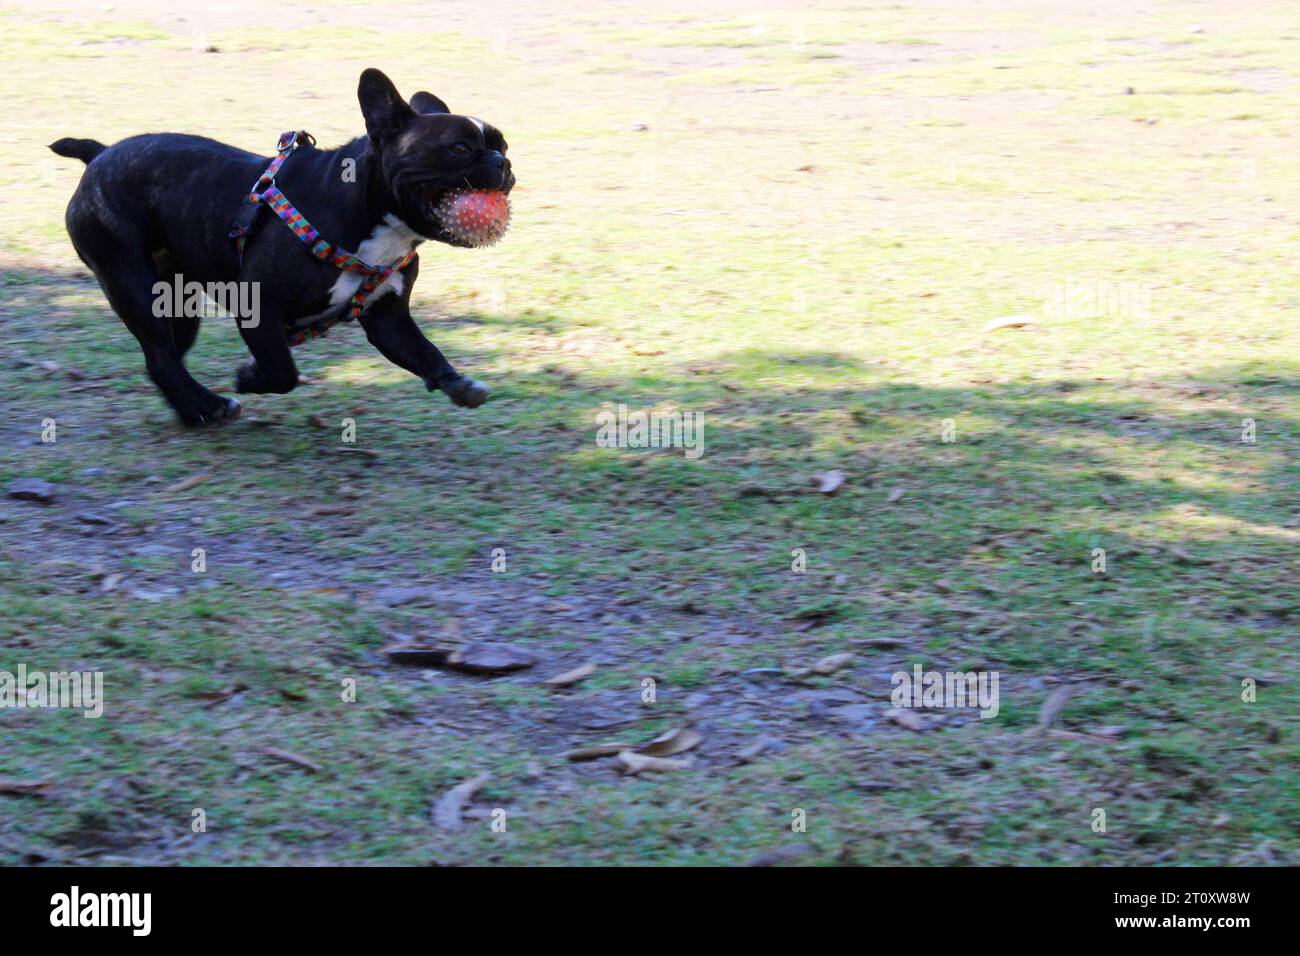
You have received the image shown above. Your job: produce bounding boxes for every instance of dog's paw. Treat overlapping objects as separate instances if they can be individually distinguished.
[235,361,258,394]
[236,361,297,395]
[444,377,490,409]
[177,395,241,428]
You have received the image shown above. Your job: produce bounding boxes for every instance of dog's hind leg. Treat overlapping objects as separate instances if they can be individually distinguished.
[82,248,239,426]
[172,313,201,359]
[152,247,201,359]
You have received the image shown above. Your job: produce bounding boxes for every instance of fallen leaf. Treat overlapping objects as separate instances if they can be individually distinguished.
[194,683,248,707]
[886,708,927,731]
[886,487,905,504]
[100,573,124,593]
[544,662,596,687]
[163,474,210,494]
[637,727,702,757]
[816,470,846,495]
[256,747,321,774]
[616,751,693,775]
[564,743,634,761]
[982,315,1039,333]
[432,773,490,829]
[811,652,854,675]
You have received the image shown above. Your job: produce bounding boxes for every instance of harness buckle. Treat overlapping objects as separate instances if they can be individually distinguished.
[276,130,317,153]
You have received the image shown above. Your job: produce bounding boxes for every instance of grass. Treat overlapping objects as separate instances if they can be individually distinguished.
[0,0,1296,866]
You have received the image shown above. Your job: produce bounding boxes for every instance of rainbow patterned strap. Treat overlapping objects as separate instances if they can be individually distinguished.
[229,131,418,346]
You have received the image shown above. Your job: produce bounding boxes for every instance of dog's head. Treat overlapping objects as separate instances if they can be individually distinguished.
[357,68,514,246]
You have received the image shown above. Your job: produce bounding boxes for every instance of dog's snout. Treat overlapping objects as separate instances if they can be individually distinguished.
[485,150,514,192]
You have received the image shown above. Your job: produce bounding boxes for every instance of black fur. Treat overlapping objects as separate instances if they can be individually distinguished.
[50,68,514,426]
[49,138,108,164]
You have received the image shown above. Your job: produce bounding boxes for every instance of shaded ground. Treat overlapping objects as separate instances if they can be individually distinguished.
[0,1,1296,865]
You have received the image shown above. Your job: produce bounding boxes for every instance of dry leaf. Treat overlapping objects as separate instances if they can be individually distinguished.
[886,708,927,731]
[816,470,846,495]
[1037,685,1074,728]
[195,683,248,707]
[432,773,490,829]
[616,751,693,775]
[811,652,853,675]
[567,727,702,762]
[637,727,702,757]
[564,743,634,761]
[982,315,1039,333]
[544,662,596,687]
[162,474,209,494]
[257,747,321,774]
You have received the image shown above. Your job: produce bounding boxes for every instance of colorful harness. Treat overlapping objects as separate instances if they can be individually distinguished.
[229,131,418,346]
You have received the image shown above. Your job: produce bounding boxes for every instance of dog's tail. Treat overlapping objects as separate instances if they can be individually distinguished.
[48,137,108,164]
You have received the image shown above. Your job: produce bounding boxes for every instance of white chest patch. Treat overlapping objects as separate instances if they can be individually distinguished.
[327,214,423,312]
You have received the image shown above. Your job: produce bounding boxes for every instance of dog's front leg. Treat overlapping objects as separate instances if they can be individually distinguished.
[234,303,301,395]
[358,304,489,409]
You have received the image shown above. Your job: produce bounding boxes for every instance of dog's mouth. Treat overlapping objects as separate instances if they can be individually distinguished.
[413,181,452,221]
[410,182,511,248]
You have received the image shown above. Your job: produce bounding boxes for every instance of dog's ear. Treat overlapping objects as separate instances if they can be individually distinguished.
[358,69,415,143]
[409,91,450,116]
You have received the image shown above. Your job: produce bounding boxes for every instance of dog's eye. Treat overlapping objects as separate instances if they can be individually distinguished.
[450,142,471,155]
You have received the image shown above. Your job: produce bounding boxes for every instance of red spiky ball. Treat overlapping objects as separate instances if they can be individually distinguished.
[434,189,511,247]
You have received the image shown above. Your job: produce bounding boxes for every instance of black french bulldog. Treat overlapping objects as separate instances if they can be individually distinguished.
[49,68,513,426]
